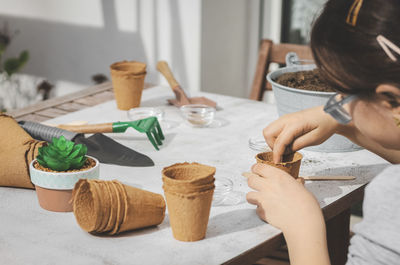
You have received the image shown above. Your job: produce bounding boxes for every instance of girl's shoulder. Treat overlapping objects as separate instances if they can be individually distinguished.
[352,164,400,257]
[367,164,400,193]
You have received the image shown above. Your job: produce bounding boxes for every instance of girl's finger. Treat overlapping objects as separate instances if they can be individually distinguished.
[263,123,284,150]
[272,128,297,163]
[246,191,261,205]
[291,128,326,151]
[256,206,267,221]
[247,173,269,191]
[273,125,314,163]
[252,163,291,181]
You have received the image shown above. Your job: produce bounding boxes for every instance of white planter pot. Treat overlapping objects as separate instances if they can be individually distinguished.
[267,64,362,153]
[29,156,100,190]
[29,156,100,212]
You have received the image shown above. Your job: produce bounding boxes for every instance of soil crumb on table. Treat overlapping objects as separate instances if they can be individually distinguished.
[275,69,336,92]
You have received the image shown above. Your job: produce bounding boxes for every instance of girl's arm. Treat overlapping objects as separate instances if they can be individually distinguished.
[247,164,331,265]
[263,106,400,164]
[284,219,330,265]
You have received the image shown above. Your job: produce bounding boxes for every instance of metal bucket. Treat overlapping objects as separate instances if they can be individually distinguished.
[266,55,361,152]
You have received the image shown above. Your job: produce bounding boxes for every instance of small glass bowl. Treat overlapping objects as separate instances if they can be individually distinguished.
[127,107,164,121]
[180,104,216,127]
[248,136,271,152]
[212,177,234,206]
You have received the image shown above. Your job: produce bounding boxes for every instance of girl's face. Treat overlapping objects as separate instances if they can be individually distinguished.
[348,84,400,150]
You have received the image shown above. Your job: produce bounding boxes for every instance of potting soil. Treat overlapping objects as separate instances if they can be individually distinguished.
[275,69,336,92]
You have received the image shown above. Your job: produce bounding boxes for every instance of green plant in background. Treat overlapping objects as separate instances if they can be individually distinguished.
[0,23,29,76]
[37,136,88,171]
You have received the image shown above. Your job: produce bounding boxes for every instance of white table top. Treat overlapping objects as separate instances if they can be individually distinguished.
[0,86,389,265]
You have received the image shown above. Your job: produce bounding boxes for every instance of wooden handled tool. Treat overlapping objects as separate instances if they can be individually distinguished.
[56,118,165,150]
[156,61,191,105]
[242,172,356,181]
[157,60,217,108]
[58,123,113,134]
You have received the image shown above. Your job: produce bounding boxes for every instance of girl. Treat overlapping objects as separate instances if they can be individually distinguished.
[246,0,400,264]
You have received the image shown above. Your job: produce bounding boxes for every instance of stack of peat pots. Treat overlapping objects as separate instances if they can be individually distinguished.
[73,179,166,235]
[162,162,216,242]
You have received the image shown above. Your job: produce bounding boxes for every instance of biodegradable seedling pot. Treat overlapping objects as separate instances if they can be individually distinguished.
[73,179,166,235]
[255,152,302,179]
[164,188,215,242]
[29,156,99,212]
[162,181,215,194]
[110,61,147,110]
[161,162,216,242]
[162,162,216,186]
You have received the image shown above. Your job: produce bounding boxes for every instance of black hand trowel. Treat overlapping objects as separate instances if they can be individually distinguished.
[18,121,154,167]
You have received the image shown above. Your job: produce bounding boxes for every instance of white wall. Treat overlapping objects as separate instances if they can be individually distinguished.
[0,0,281,98]
[0,0,201,95]
[200,0,260,98]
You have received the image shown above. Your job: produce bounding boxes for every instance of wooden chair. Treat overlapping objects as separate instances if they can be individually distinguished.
[249,39,313,101]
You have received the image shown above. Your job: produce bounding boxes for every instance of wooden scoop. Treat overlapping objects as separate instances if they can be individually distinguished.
[156,61,217,108]
[242,172,356,181]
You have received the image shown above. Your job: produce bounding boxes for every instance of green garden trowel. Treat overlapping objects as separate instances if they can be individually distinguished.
[57,117,165,150]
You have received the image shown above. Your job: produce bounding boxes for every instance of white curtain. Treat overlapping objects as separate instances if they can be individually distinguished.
[290,0,327,41]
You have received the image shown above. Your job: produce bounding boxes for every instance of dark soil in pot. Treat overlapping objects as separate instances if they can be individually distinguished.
[275,69,336,92]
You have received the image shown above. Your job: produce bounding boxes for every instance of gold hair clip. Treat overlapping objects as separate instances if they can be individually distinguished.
[394,117,400,128]
[377,35,400,62]
[346,0,364,26]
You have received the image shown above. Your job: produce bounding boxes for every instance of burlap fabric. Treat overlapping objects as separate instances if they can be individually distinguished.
[0,114,46,189]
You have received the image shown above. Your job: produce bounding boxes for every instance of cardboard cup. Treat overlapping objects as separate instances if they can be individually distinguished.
[110,61,146,74]
[162,162,216,186]
[113,181,127,235]
[88,180,108,232]
[118,184,166,233]
[72,179,100,233]
[164,188,214,242]
[110,61,147,110]
[255,152,303,178]
[162,180,215,194]
[103,181,118,232]
[96,181,111,233]
[109,181,123,235]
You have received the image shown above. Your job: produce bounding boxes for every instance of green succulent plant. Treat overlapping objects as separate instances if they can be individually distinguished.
[36,136,88,171]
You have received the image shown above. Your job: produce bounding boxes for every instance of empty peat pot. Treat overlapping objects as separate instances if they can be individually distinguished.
[255,152,303,178]
[162,162,216,242]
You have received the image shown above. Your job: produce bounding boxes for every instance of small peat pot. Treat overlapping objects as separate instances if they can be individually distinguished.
[255,152,303,179]
[30,156,99,212]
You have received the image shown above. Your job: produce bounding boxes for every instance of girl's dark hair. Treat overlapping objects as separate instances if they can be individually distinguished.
[310,0,400,95]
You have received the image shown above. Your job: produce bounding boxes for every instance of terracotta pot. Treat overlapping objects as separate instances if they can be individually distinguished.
[35,186,73,212]
[29,156,100,212]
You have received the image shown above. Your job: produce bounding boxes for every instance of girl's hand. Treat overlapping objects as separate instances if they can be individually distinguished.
[246,163,323,235]
[264,106,342,163]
